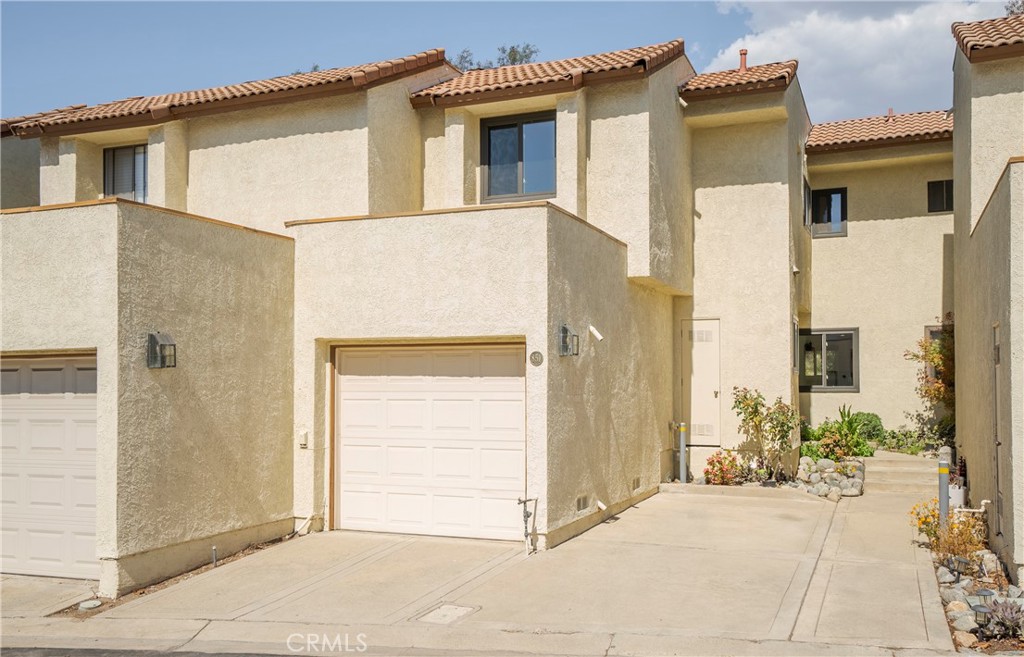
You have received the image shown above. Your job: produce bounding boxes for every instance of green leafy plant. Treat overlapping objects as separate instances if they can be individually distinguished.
[904,313,955,448]
[850,412,885,443]
[986,600,1024,639]
[799,440,822,461]
[806,406,875,459]
[732,388,801,480]
[703,450,744,486]
[878,428,927,455]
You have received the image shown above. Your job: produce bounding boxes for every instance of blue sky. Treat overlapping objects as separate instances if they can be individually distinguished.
[0,1,1008,123]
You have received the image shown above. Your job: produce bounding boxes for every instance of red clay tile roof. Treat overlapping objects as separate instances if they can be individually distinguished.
[3,49,447,137]
[679,60,798,99]
[806,109,953,153]
[952,13,1024,62]
[412,39,684,107]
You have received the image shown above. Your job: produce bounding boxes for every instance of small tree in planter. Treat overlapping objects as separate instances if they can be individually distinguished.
[732,387,801,482]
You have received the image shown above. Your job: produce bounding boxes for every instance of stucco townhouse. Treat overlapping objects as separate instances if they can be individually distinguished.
[1,13,1021,597]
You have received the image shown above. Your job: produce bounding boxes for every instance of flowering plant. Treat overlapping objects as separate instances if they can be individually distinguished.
[704,450,744,486]
[909,498,941,542]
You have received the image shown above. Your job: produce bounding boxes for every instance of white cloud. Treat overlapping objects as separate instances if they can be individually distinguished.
[708,2,1005,122]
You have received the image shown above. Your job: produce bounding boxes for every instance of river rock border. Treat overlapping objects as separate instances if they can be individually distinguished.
[787,456,865,502]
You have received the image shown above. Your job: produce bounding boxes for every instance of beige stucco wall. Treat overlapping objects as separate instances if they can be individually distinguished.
[545,206,673,534]
[1,200,296,596]
[954,161,1023,582]
[147,121,188,211]
[39,136,103,205]
[807,154,954,428]
[1,137,40,208]
[1,203,121,574]
[187,94,369,231]
[290,204,551,535]
[686,115,795,466]
[112,202,295,593]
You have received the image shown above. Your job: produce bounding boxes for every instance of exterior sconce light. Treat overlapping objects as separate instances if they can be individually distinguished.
[558,325,579,357]
[147,332,177,369]
[972,604,991,625]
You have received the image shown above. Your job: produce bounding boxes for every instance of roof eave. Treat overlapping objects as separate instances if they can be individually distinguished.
[965,41,1024,63]
[805,131,953,155]
[679,77,792,101]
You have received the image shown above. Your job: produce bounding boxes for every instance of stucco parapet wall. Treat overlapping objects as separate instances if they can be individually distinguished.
[974,156,1024,236]
[682,89,789,128]
[807,140,953,172]
[1,198,293,241]
[283,200,627,247]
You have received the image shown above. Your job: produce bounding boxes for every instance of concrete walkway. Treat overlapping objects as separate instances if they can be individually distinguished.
[2,477,955,656]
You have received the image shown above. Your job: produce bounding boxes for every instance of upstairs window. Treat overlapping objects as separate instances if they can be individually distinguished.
[104,145,147,203]
[928,180,953,213]
[799,329,859,392]
[810,188,847,238]
[481,112,555,201]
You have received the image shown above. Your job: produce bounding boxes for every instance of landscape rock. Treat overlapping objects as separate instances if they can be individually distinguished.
[796,468,810,482]
[936,566,957,584]
[940,587,968,605]
[839,478,852,490]
[816,458,837,471]
[816,483,830,497]
[693,476,706,485]
[951,614,978,632]
[824,473,841,486]
[982,553,1001,576]
[849,479,863,493]
[1008,584,1023,598]
[945,601,971,613]
[799,456,814,468]
[841,487,860,497]
[827,488,841,503]
[809,473,821,485]
[853,470,865,480]
[953,631,978,649]
[946,609,972,621]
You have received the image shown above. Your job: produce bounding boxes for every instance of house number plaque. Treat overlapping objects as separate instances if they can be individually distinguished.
[530,351,544,366]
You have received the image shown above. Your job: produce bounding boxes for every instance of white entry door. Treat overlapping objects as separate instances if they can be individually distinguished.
[682,320,721,446]
[335,345,526,540]
[1,357,99,579]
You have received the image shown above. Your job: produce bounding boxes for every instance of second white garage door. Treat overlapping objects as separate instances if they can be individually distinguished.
[335,345,526,540]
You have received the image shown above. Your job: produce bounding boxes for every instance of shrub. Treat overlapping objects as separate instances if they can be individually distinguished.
[801,420,820,442]
[807,406,875,460]
[986,600,1024,640]
[851,412,885,443]
[934,512,987,563]
[799,440,822,461]
[731,388,801,480]
[910,498,941,543]
[878,428,927,455]
[704,450,744,486]
[904,313,955,448]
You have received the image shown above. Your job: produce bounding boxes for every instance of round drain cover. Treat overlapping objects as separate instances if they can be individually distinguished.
[79,600,102,610]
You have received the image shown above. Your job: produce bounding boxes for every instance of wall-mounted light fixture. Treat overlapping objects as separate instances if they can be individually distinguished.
[558,325,579,357]
[147,332,177,369]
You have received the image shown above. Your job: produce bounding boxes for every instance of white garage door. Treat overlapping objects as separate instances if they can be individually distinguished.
[1,357,99,579]
[336,345,526,540]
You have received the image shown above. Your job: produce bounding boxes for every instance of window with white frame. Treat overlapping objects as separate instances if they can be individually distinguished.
[480,112,555,201]
[799,329,858,391]
[103,145,147,202]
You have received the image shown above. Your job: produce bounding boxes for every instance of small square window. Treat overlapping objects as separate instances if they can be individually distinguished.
[927,180,953,213]
[104,145,147,203]
[799,329,859,392]
[481,112,555,201]
[810,188,847,238]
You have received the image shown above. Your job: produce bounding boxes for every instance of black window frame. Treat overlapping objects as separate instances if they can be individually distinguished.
[809,187,848,239]
[103,144,148,203]
[480,111,556,202]
[798,328,860,392]
[927,179,954,213]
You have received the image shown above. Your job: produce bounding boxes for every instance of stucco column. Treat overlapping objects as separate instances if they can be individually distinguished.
[555,90,587,218]
[39,136,101,205]
[147,121,188,211]
[443,109,478,207]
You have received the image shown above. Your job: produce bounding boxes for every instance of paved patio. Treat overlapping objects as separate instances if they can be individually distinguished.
[1,485,955,656]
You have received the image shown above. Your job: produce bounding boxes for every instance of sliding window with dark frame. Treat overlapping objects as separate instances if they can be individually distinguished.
[103,145,147,203]
[810,187,847,238]
[927,180,953,213]
[480,111,556,201]
[799,329,859,392]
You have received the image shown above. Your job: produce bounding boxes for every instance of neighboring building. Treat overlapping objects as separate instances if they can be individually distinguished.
[1,16,1021,595]
[950,13,1024,584]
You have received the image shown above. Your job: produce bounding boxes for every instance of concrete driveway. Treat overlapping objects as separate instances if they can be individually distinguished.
[2,486,954,656]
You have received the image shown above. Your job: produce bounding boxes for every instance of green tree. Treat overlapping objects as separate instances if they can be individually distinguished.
[453,43,540,70]
[291,64,321,75]
[1007,0,1023,15]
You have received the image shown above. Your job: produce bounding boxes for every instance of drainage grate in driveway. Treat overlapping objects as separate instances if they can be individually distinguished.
[416,603,477,624]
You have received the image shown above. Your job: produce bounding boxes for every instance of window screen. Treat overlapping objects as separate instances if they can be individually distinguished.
[104,145,147,202]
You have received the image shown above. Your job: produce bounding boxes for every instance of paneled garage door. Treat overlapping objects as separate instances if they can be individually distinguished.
[1,357,99,579]
[335,345,526,540]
